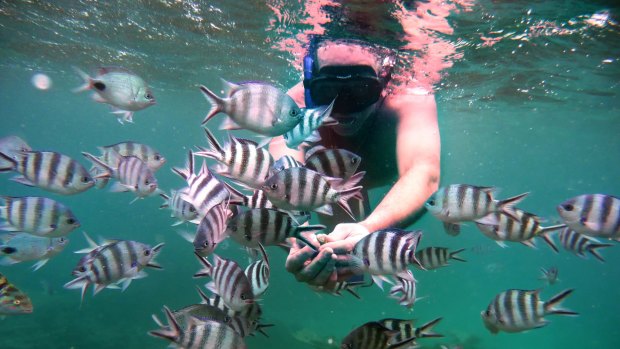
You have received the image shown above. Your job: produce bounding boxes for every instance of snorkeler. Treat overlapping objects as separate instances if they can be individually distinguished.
[269,37,441,287]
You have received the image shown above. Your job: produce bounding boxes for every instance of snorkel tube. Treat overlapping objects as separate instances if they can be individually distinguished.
[303,36,318,108]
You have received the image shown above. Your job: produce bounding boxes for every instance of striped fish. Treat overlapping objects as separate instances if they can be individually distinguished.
[341,321,417,349]
[159,189,199,226]
[425,184,529,234]
[310,275,371,299]
[196,129,274,188]
[0,272,33,315]
[270,155,303,176]
[0,196,80,237]
[481,289,578,334]
[305,147,362,180]
[172,151,243,218]
[226,208,322,250]
[83,151,158,199]
[558,227,613,262]
[413,247,466,270]
[0,135,31,169]
[97,141,165,171]
[200,81,303,137]
[389,270,418,308]
[0,150,95,195]
[283,101,337,149]
[242,190,276,210]
[194,254,254,312]
[349,229,423,289]
[200,290,265,331]
[539,266,559,285]
[261,167,364,219]
[64,233,164,301]
[149,306,247,349]
[193,202,232,257]
[475,209,563,252]
[557,194,620,239]
[378,317,444,344]
[0,233,68,271]
[244,243,270,297]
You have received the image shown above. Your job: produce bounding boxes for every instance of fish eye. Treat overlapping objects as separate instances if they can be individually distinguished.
[79,266,87,272]
[189,206,196,213]
[562,204,574,211]
[241,294,247,300]
[13,299,21,305]
[145,179,150,185]
[290,109,298,116]
[67,218,76,225]
[351,158,358,164]
[203,241,210,247]
[144,249,151,256]
[145,93,154,100]
[270,183,277,190]
[154,154,161,161]
[81,176,90,183]
[59,237,66,243]
[224,316,231,323]
[427,200,435,206]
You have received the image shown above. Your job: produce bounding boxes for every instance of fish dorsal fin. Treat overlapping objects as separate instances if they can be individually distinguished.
[98,66,136,75]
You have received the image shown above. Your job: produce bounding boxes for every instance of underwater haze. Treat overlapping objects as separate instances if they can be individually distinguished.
[1,1,619,348]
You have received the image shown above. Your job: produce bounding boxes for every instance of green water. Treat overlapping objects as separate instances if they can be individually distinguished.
[1,1,619,348]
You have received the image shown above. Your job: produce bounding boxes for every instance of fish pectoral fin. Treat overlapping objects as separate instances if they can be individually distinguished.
[0,222,19,232]
[10,175,35,187]
[31,259,49,271]
[314,204,334,216]
[108,182,134,193]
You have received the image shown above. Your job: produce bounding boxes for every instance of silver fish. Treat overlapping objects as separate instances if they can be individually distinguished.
[341,321,417,349]
[389,270,418,309]
[244,244,270,297]
[73,66,155,124]
[558,227,613,262]
[159,189,199,226]
[193,202,232,257]
[539,266,559,285]
[283,101,337,149]
[304,147,362,180]
[557,194,620,240]
[378,317,444,344]
[194,254,254,312]
[481,289,577,334]
[0,233,68,271]
[413,247,466,270]
[0,272,33,315]
[64,233,164,301]
[196,129,274,188]
[0,135,31,169]
[200,81,303,136]
[98,141,165,171]
[0,150,95,195]
[0,196,80,237]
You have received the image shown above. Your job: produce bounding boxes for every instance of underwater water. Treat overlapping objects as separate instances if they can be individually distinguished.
[0,0,619,348]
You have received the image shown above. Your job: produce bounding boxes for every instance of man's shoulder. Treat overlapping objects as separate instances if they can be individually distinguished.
[381,88,437,120]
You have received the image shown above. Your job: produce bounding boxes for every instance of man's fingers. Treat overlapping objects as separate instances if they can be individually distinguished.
[321,240,352,255]
[285,245,318,273]
[295,248,333,283]
[309,256,336,286]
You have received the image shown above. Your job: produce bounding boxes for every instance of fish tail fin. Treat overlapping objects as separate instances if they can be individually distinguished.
[148,306,181,343]
[415,317,444,338]
[172,151,194,180]
[199,85,225,125]
[538,224,564,253]
[72,67,93,93]
[195,128,224,161]
[81,152,113,178]
[193,252,213,278]
[158,193,170,209]
[545,289,578,316]
[293,224,326,251]
[0,151,17,172]
[498,192,529,220]
[587,243,613,263]
[222,181,246,205]
[335,184,363,221]
[449,248,467,262]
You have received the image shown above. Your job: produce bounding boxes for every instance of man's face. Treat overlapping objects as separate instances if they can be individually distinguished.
[330,102,378,136]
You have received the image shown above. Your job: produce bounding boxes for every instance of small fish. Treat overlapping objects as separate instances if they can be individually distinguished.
[226,208,322,250]
[341,321,417,349]
[0,196,80,237]
[310,275,371,299]
[539,266,559,285]
[557,194,620,240]
[481,289,578,334]
[0,233,68,270]
[90,166,110,189]
[558,227,613,262]
[195,129,274,188]
[413,247,466,270]
[159,189,199,226]
[476,209,563,252]
[261,167,363,219]
[244,244,270,297]
[283,101,337,149]
[425,185,529,233]
[201,291,264,329]
[200,81,303,136]
[270,155,303,176]
[349,229,423,289]
[304,147,362,180]
[0,150,95,195]
[64,233,164,301]
[0,135,31,169]
[149,306,247,349]
[389,270,418,308]
[73,66,155,124]
[97,141,165,171]
[0,272,33,315]
[193,202,232,257]
[194,254,255,312]
[378,317,444,343]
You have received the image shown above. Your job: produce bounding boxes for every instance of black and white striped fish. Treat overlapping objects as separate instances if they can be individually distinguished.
[200,290,264,330]
[558,227,613,263]
[172,151,243,218]
[0,135,31,170]
[193,202,231,257]
[425,184,529,235]
[310,275,372,299]
[481,289,578,334]
[244,244,270,297]
[0,196,80,237]
[341,321,417,349]
[378,317,444,344]
[200,82,303,136]
[557,194,620,240]
[149,306,247,349]
[64,233,164,301]
[97,141,165,171]
[0,150,95,195]
[270,155,303,176]
[226,208,322,250]
[349,229,423,289]
[476,209,563,252]
[283,101,337,149]
[261,167,363,219]
[194,254,254,312]
[413,247,466,270]
[304,147,362,180]
[196,130,274,188]
[242,190,276,210]
[389,270,418,308]
[159,189,199,226]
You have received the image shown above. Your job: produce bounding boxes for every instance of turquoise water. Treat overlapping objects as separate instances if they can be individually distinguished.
[1,1,619,348]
